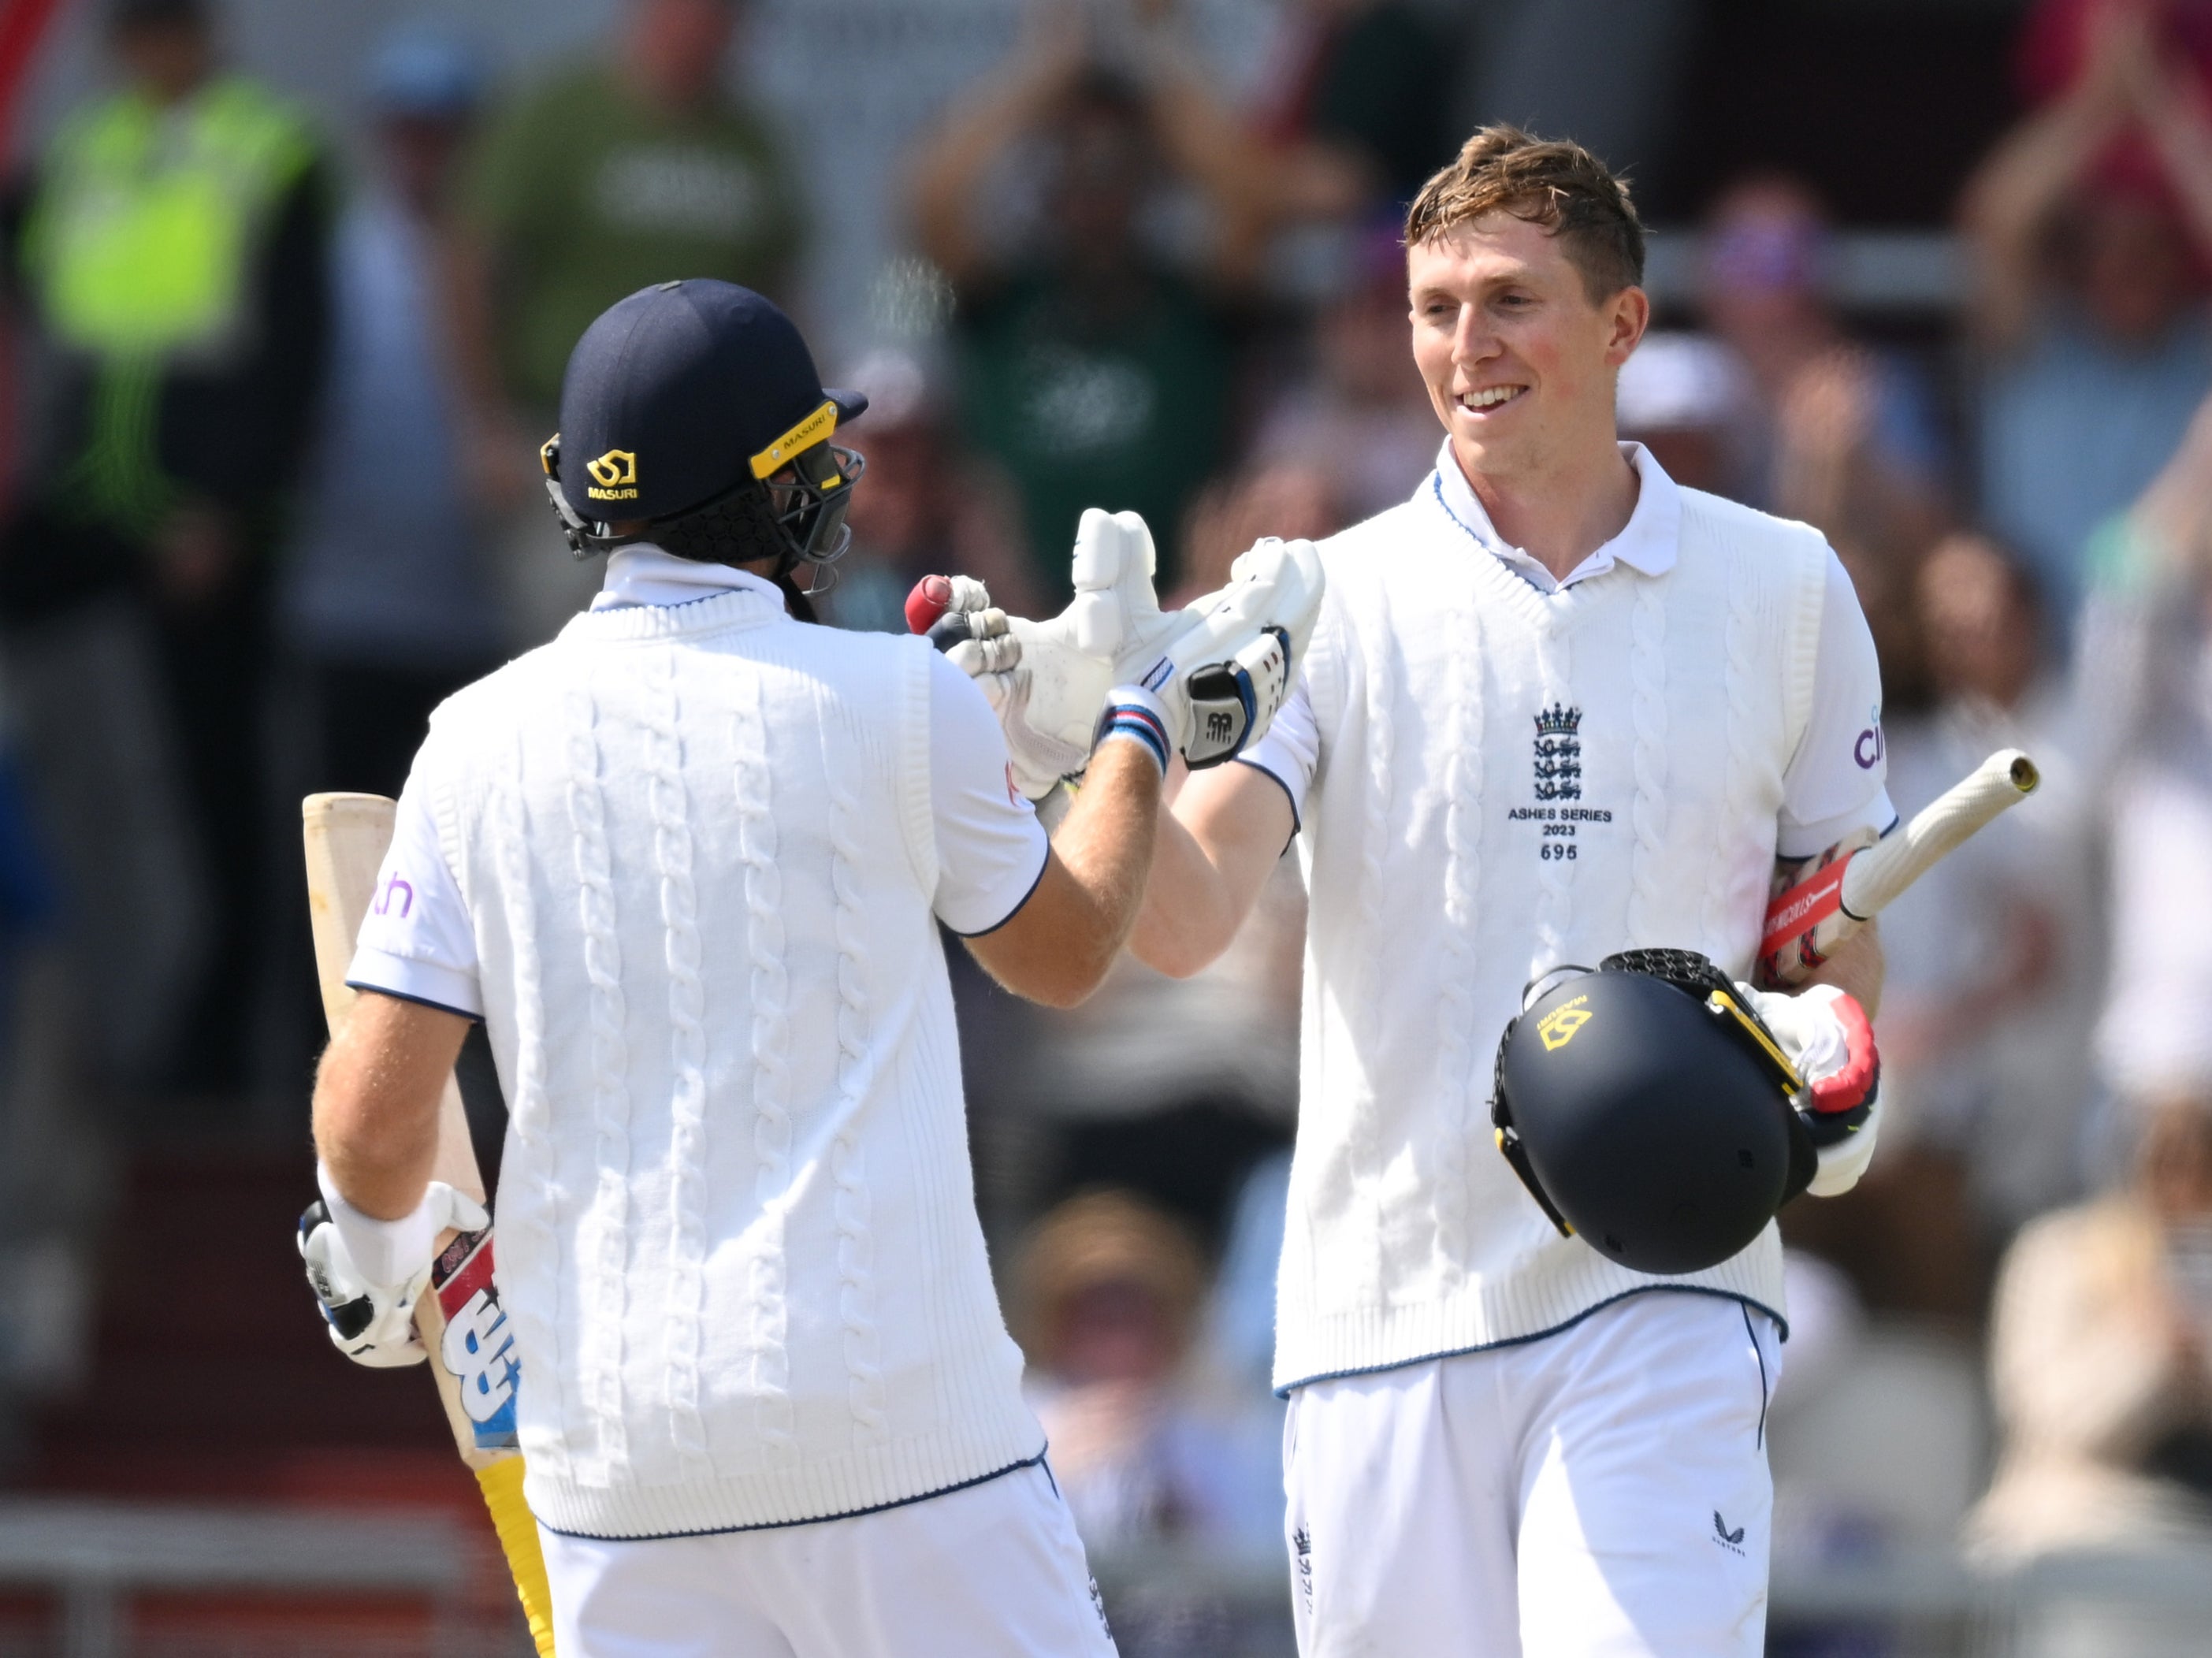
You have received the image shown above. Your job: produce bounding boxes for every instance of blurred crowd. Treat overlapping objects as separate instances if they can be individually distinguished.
[2,0,2212,1649]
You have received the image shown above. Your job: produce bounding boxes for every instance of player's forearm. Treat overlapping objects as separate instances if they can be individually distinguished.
[1034,742,1161,1001]
[1798,919,1883,1020]
[312,990,471,1221]
[965,741,1162,1007]
[1127,802,1246,978]
[1128,764,1292,979]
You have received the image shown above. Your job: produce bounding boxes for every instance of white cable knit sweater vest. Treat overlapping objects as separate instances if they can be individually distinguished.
[417,586,1039,1538]
[1277,482,1828,1392]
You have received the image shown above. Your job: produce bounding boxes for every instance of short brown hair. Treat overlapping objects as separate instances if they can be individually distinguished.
[1404,125,1645,303]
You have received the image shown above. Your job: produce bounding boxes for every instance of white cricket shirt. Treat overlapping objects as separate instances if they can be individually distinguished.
[1240,443,1895,1392]
[353,549,1048,1016]
[346,546,1053,1540]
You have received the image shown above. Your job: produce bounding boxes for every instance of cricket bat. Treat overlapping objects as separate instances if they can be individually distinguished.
[303,792,556,1656]
[1758,749,2040,987]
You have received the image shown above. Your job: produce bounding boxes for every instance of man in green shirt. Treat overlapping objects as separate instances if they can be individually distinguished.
[455,0,801,422]
[913,36,1250,605]
[448,0,804,646]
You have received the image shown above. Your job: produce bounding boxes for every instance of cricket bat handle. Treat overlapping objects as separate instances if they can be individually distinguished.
[1759,749,2039,986]
[1838,749,2039,920]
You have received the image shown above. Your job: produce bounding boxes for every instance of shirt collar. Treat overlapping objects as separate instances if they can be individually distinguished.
[592,544,786,612]
[1429,438,1682,593]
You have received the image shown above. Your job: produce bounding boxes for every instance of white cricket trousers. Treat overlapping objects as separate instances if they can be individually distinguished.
[1284,1291,1783,1658]
[537,1463,1118,1656]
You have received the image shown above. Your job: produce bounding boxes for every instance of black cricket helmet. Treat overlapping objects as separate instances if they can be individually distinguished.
[1490,949,1817,1276]
[540,280,867,589]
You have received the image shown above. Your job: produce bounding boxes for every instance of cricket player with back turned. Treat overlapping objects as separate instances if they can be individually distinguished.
[301,277,1321,1654]
[1125,128,1900,1655]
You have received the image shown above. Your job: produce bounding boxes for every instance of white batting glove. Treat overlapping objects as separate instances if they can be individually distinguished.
[298,1180,488,1369]
[916,511,1324,788]
[982,660,1097,801]
[913,519,1142,797]
[1121,535,1325,768]
[1737,982,1882,1197]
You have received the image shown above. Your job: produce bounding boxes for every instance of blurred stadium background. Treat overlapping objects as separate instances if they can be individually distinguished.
[3,0,2212,1652]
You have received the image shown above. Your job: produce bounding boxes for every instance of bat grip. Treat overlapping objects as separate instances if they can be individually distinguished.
[1838,749,2038,921]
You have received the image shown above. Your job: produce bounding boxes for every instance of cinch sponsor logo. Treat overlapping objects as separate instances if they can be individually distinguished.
[1854,704,1885,769]
[372,872,413,918]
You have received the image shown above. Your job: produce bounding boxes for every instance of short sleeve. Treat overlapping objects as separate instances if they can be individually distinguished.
[1778,550,1899,859]
[1235,671,1318,829]
[928,652,1050,936]
[346,759,484,1020]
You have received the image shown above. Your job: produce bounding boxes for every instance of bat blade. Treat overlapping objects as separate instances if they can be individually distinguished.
[303,793,554,1655]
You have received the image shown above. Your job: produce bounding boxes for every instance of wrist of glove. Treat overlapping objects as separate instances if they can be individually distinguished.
[298,1173,488,1368]
[1092,686,1173,776]
[1737,981,1882,1198]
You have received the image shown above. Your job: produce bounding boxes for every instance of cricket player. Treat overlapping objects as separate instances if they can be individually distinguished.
[301,279,1317,1655]
[970,128,1897,1654]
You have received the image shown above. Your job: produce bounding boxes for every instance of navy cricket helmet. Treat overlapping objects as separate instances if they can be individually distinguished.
[1490,949,1817,1276]
[541,281,868,595]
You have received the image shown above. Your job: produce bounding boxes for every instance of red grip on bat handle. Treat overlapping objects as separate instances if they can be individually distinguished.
[905,574,953,636]
[1758,847,1858,961]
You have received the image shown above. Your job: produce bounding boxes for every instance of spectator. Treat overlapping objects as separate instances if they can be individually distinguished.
[2017,0,2212,201]
[1017,1184,1283,1565]
[1246,0,1459,204]
[909,20,1247,600]
[1967,1092,2212,1563]
[2076,389,2212,1118]
[1961,2,2212,629]
[815,348,1041,633]
[1612,330,1749,496]
[1698,177,1951,704]
[0,0,333,1095]
[1032,2,1444,288]
[1146,0,1457,283]
[1698,174,1952,530]
[1015,1188,1281,1656]
[450,0,802,645]
[281,26,504,802]
[1876,533,2100,1240]
[1176,459,1343,605]
[1250,214,1438,522]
